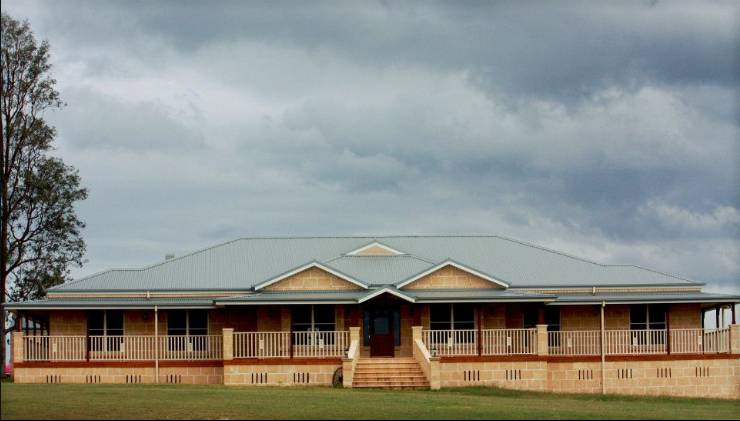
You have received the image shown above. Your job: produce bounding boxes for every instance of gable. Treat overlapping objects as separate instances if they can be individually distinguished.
[401,265,505,290]
[346,242,404,256]
[354,245,399,256]
[263,267,364,292]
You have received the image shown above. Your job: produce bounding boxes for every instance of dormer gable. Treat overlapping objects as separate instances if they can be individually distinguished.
[397,260,508,290]
[346,241,405,256]
[255,262,367,292]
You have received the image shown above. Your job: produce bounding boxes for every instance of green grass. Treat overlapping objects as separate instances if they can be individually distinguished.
[1,383,738,420]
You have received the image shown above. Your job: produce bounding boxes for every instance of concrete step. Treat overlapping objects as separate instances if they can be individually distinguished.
[353,381,430,388]
[353,376,428,382]
[356,362,420,368]
[355,368,424,375]
[352,357,430,390]
[357,358,416,363]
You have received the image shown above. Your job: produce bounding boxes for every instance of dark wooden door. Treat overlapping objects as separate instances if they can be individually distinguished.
[369,308,395,357]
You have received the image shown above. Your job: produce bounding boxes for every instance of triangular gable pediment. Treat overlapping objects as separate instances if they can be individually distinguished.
[255,262,367,292]
[358,287,416,303]
[346,241,405,256]
[398,261,509,290]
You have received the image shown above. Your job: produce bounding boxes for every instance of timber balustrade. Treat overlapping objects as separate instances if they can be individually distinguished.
[423,329,538,356]
[547,328,731,357]
[20,327,733,361]
[232,331,350,359]
[23,334,223,362]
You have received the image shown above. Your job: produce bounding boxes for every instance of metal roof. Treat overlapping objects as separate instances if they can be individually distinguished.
[548,292,740,305]
[6,290,738,309]
[408,289,555,303]
[3,297,217,310]
[48,236,704,293]
[324,255,434,286]
[215,288,553,305]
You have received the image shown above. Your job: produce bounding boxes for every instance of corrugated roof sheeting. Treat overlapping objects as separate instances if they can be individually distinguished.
[325,255,434,286]
[4,297,217,309]
[49,236,702,292]
[549,292,740,304]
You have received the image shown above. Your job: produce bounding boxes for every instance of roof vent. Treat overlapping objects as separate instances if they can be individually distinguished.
[165,254,175,261]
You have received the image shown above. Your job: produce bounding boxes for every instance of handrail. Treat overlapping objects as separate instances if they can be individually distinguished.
[233,330,350,359]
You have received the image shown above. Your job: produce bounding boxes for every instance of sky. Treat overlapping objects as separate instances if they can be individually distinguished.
[2,0,739,295]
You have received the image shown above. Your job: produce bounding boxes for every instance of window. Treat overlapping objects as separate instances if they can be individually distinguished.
[429,304,475,330]
[630,304,666,346]
[87,310,124,351]
[430,304,452,331]
[630,305,666,330]
[313,305,336,332]
[292,306,313,332]
[167,310,209,336]
[291,305,336,332]
[87,310,124,336]
[523,307,538,329]
[21,315,49,336]
[545,307,561,332]
[167,310,209,351]
[293,305,337,345]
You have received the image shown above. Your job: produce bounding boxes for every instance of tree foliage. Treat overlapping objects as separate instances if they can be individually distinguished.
[1,13,87,349]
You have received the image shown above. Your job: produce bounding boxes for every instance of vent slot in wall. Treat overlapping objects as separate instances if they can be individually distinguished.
[463,370,480,382]
[251,372,268,384]
[505,369,521,381]
[293,372,310,384]
[657,368,671,378]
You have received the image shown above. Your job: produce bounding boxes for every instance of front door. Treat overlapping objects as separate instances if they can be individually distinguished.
[369,307,395,357]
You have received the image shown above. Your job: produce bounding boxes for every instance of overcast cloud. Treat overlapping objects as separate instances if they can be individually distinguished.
[2,0,739,293]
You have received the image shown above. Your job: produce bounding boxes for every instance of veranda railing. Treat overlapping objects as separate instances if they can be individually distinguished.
[421,328,538,356]
[232,331,350,359]
[23,334,223,361]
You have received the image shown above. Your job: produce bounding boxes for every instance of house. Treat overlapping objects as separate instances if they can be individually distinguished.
[5,236,740,398]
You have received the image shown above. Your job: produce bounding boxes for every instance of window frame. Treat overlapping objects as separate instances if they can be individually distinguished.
[545,307,561,332]
[629,304,666,331]
[87,310,125,337]
[86,310,125,352]
[291,305,337,332]
[429,304,476,331]
[167,310,210,336]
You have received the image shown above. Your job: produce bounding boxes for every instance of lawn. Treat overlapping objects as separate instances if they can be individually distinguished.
[1,383,738,420]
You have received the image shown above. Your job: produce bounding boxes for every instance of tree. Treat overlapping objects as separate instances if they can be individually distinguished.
[1,13,87,367]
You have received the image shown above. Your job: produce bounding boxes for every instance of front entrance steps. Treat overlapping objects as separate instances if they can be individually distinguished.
[352,357,430,389]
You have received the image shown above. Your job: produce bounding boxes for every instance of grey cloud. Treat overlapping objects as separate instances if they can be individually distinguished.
[19,0,740,103]
[50,88,205,152]
[2,0,738,293]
